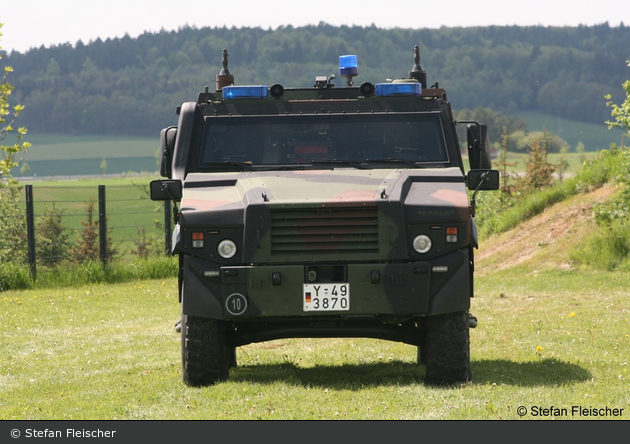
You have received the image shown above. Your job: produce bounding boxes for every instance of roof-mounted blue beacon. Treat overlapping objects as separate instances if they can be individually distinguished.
[339,55,358,87]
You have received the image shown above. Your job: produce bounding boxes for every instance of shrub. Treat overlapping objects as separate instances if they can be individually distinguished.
[36,203,71,266]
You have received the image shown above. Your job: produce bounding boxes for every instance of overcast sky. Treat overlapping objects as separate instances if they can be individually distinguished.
[1,0,630,53]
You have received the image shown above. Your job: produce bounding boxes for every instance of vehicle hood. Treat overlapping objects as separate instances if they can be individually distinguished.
[180,168,469,224]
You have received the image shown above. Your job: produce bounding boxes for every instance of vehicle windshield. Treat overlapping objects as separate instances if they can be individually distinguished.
[198,113,448,169]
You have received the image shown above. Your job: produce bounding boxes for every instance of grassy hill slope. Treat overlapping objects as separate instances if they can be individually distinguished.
[476,183,620,274]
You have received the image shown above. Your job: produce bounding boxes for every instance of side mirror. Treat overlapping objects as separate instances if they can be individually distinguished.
[160,126,177,178]
[467,169,500,191]
[466,123,492,170]
[150,179,182,201]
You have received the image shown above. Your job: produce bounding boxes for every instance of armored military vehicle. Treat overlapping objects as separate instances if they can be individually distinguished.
[151,46,499,386]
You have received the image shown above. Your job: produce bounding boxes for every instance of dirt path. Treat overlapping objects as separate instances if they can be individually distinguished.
[475,184,619,274]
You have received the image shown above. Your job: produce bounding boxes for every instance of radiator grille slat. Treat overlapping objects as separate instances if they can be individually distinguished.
[270,207,379,254]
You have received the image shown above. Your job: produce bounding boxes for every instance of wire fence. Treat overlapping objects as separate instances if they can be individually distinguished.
[0,183,172,280]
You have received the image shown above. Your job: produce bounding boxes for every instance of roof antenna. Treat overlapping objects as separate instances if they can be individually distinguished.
[409,45,427,89]
[216,49,235,91]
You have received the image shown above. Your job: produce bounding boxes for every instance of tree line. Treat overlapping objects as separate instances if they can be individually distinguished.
[1,22,629,137]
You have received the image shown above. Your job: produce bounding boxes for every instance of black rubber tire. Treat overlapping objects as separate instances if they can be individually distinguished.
[424,310,472,385]
[181,314,229,386]
[416,319,428,366]
[227,346,237,369]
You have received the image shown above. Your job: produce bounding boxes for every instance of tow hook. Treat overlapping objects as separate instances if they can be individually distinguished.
[468,313,478,329]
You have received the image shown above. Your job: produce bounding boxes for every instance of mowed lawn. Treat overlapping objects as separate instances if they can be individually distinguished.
[1,267,628,420]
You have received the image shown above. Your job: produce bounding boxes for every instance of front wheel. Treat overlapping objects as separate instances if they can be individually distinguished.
[181,314,229,386]
[424,310,472,385]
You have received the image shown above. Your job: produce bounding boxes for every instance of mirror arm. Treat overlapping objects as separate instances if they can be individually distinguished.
[159,182,180,223]
[469,171,489,218]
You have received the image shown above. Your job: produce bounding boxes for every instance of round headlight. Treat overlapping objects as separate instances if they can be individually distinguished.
[413,235,432,254]
[217,239,237,259]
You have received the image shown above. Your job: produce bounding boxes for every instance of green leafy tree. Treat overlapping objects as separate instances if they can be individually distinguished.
[0,24,30,263]
[605,71,630,133]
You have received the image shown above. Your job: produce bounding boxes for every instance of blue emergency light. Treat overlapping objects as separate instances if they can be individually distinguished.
[339,55,358,77]
[375,82,422,97]
[222,85,269,99]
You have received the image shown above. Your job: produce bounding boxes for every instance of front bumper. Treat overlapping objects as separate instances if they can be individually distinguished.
[181,248,471,321]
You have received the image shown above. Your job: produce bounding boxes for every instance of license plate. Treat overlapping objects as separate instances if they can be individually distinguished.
[303,283,350,312]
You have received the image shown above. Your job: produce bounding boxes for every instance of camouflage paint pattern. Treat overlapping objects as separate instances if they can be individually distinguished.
[177,167,472,323]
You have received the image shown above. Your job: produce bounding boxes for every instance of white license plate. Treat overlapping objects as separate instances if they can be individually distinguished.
[303,283,350,312]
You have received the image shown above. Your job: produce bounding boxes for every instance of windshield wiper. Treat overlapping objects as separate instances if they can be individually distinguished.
[310,159,368,169]
[206,161,254,171]
[365,158,420,168]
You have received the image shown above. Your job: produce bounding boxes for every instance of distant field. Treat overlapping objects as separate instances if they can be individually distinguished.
[14,134,159,178]
[514,111,626,152]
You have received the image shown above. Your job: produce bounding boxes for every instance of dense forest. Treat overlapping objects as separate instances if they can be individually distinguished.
[2,22,629,138]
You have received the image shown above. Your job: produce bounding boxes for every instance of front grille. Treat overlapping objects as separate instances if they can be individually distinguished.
[270,207,379,254]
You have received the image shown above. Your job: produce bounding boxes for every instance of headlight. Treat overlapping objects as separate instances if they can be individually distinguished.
[413,234,432,254]
[217,239,237,259]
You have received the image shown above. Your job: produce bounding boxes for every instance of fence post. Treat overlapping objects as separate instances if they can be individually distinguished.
[164,201,172,255]
[25,184,37,280]
[98,185,107,264]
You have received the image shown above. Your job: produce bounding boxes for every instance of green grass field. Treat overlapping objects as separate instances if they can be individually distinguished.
[0,267,628,420]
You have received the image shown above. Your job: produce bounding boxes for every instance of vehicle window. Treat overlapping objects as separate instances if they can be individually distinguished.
[198,113,448,168]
